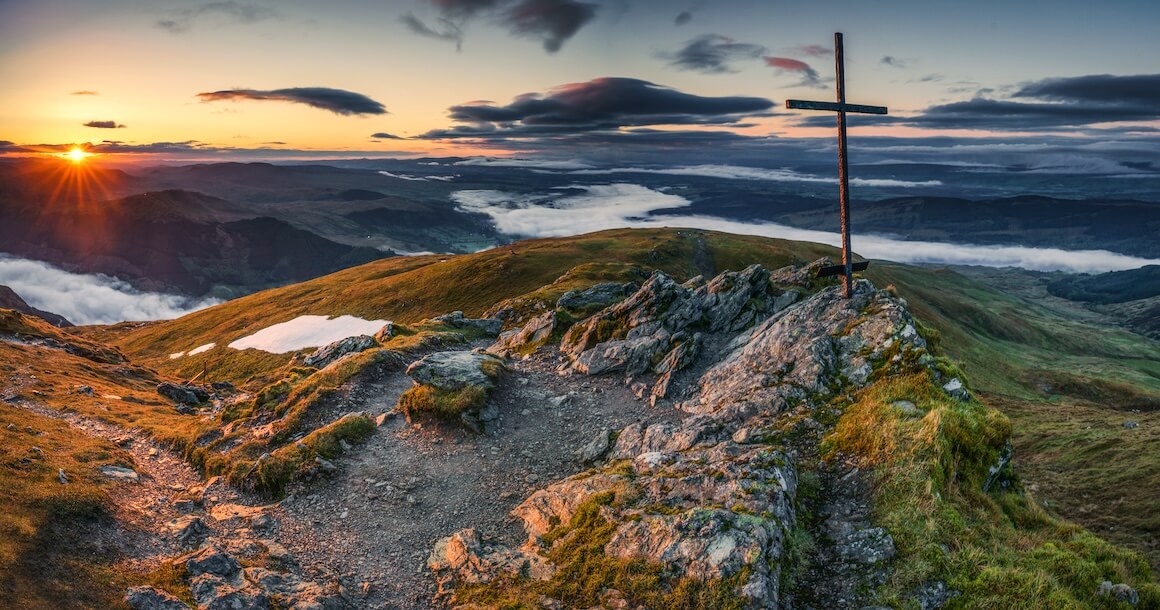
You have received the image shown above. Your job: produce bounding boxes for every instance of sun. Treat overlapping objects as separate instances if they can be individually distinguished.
[66,147,91,163]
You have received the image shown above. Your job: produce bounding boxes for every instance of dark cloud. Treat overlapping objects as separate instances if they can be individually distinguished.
[156,1,277,34]
[196,87,387,116]
[262,141,287,145]
[399,13,463,50]
[674,11,692,26]
[71,90,99,96]
[421,77,773,139]
[503,0,597,53]
[880,56,910,68]
[404,0,596,53]
[371,132,404,139]
[791,44,830,58]
[764,56,822,87]
[662,34,766,74]
[1013,73,1160,107]
[83,120,126,129]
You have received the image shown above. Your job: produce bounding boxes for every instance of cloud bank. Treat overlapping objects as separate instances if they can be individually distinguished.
[422,77,773,139]
[567,164,943,188]
[197,87,387,116]
[0,256,221,325]
[452,185,1160,273]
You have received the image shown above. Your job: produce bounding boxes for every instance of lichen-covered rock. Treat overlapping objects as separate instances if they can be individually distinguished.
[684,280,927,420]
[428,528,553,594]
[406,351,503,391]
[512,474,626,543]
[182,545,241,577]
[302,335,376,368]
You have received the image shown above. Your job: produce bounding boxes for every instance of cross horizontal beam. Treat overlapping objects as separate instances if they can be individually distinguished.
[816,260,869,278]
[786,99,887,115]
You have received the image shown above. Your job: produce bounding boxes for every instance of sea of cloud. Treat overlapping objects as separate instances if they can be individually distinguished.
[0,255,221,325]
[451,184,1160,273]
[378,170,456,182]
[565,164,944,188]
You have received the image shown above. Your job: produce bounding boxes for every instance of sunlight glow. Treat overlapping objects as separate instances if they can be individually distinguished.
[66,147,91,163]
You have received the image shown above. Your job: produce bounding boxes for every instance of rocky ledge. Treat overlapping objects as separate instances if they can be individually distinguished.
[431,262,956,609]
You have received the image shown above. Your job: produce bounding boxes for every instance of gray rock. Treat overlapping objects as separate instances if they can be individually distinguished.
[302,334,376,368]
[157,382,209,405]
[942,377,970,402]
[173,516,210,548]
[1097,580,1140,605]
[432,311,504,336]
[911,580,961,610]
[983,441,1014,492]
[406,351,503,391]
[1124,420,1139,429]
[428,528,553,595]
[892,400,922,417]
[76,385,94,395]
[374,321,394,342]
[489,311,559,356]
[556,282,636,315]
[125,586,192,610]
[182,546,240,577]
[98,465,139,482]
[836,526,896,565]
[576,429,612,464]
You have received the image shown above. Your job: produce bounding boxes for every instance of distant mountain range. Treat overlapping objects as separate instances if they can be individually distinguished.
[2,157,1158,301]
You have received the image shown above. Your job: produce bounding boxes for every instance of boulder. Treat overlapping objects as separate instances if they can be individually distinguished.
[1097,580,1139,605]
[428,528,553,594]
[98,465,140,482]
[489,310,560,356]
[157,382,209,405]
[432,311,504,336]
[181,546,240,578]
[406,351,503,391]
[124,586,193,610]
[302,334,376,368]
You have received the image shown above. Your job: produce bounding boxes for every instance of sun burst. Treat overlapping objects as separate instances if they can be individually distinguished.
[66,147,91,163]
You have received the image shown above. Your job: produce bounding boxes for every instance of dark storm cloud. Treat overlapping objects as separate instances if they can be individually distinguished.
[196,87,387,116]
[503,0,598,53]
[662,34,766,74]
[764,56,822,87]
[71,90,99,96]
[421,77,773,139]
[156,1,277,33]
[371,132,404,139]
[1013,73,1160,106]
[83,120,126,129]
[404,0,596,53]
[399,13,464,49]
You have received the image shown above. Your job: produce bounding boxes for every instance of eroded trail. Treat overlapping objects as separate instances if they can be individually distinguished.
[272,350,685,609]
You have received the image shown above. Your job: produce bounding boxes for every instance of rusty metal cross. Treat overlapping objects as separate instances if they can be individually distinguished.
[786,32,888,298]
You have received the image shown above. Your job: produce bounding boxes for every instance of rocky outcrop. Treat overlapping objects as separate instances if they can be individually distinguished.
[302,335,376,368]
[427,529,553,595]
[429,266,940,609]
[177,545,345,610]
[490,311,561,357]
[125,586,192,610]
[556,282,637,316]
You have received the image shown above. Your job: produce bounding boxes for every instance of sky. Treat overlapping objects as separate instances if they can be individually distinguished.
[2,0,1160,164]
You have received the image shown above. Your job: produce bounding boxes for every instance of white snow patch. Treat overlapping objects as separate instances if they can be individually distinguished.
[228,315,388,354]
[189,343,215,356]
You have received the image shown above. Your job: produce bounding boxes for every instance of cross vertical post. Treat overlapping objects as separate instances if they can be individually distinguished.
[786,32,888,298]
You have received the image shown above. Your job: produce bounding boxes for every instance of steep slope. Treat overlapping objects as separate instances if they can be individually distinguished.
[0,285,71,326]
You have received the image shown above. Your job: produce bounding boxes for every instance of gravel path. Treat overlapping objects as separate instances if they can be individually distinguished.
[272,350,685,609]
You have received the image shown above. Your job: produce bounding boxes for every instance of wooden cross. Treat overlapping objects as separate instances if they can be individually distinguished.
[786,32,887,298]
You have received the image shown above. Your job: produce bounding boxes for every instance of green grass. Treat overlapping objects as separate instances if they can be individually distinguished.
[825,372,1159,609]
[236,412,377,498]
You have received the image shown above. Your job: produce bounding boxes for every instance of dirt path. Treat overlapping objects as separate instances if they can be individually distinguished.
[272,349,686,609]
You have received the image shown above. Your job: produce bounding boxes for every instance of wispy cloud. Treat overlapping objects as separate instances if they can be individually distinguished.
[764,56,823,87]
[661,34,766,74]
[0,255,220,324]
[156,1,277,33]
[790,44,830,58]
[880,55,910,68]
[83,120,126,129]
[71,90,99,96]
[399,13,464,50]
[370,132,404,139]
[196,87,387,116]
